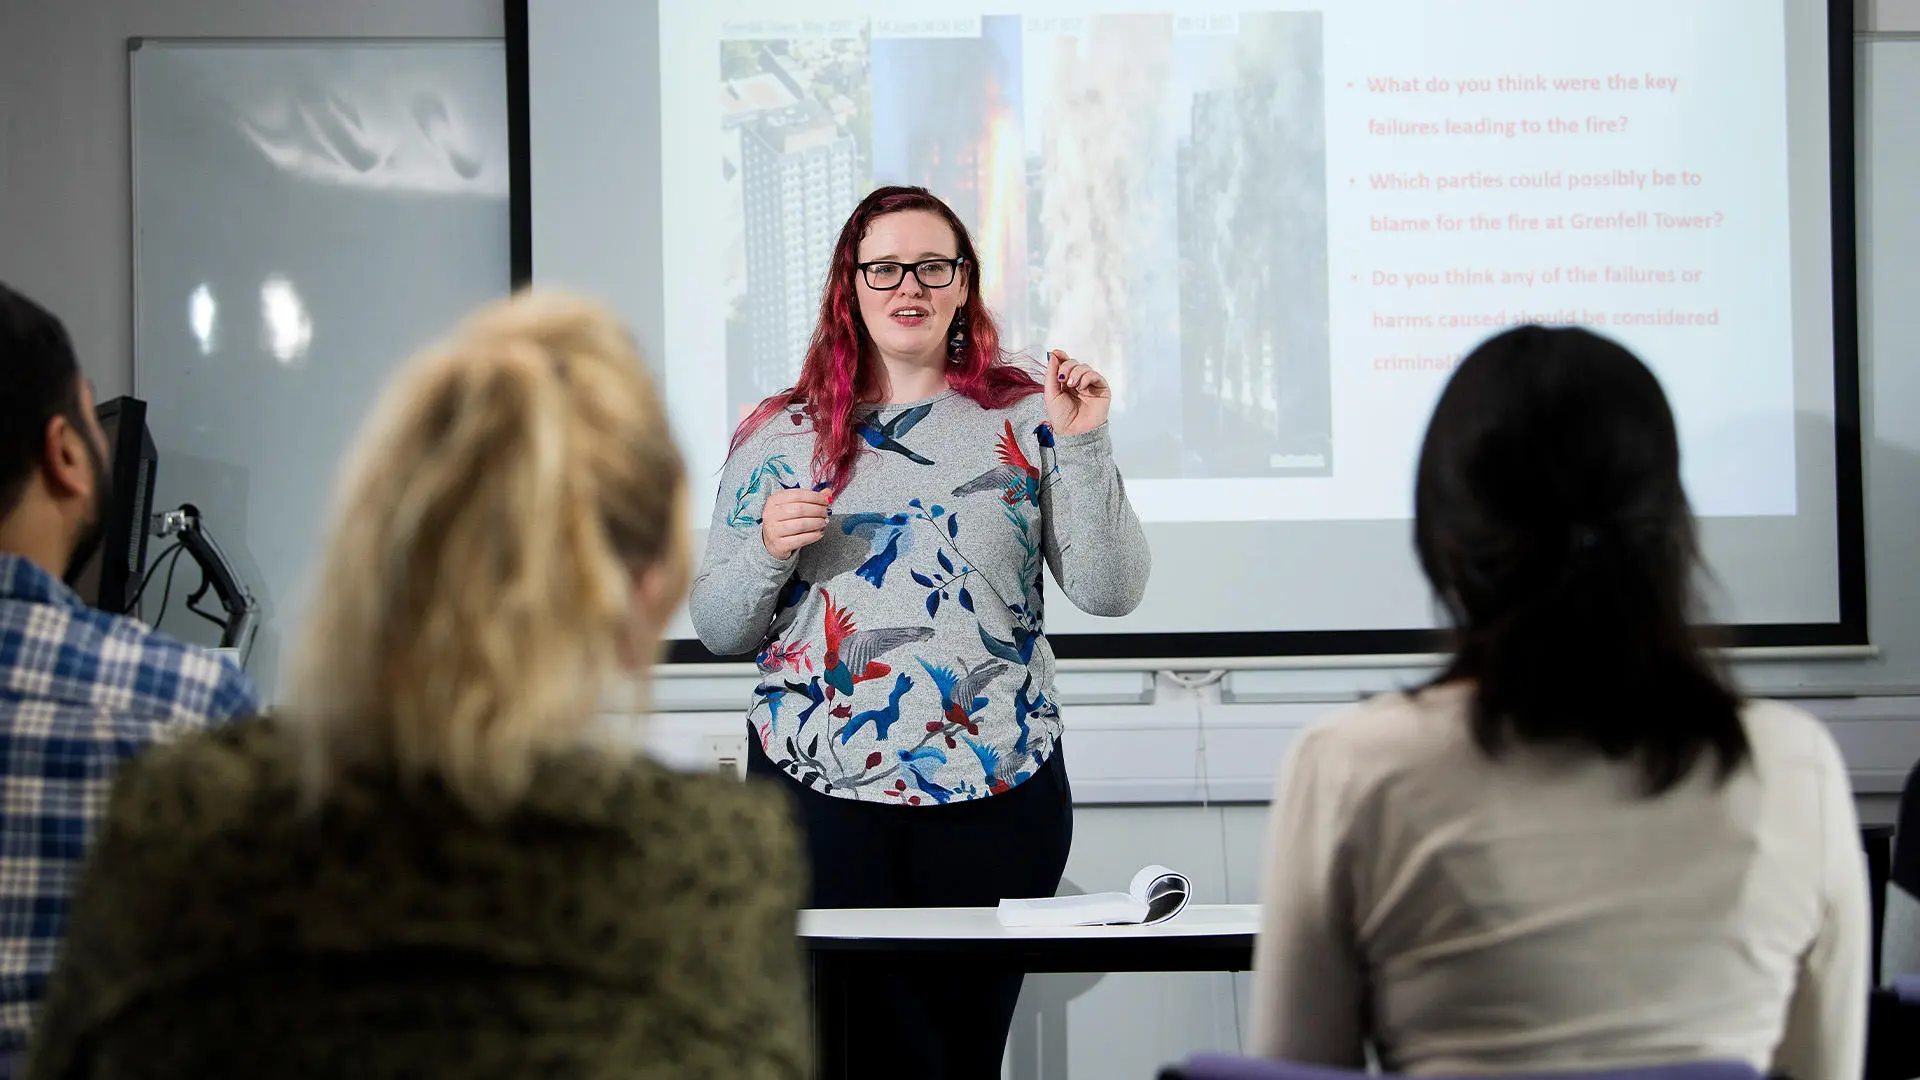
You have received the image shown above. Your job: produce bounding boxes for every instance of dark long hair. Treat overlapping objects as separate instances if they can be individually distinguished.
[1415,325,1747,794]
[727,186,1040,490]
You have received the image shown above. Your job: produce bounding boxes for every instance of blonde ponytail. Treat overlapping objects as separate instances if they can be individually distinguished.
[284,291,686,815]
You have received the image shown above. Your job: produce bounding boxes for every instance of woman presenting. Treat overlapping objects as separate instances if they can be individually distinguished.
[691,185,1149,1078]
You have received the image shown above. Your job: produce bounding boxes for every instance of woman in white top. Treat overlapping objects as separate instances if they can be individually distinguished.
[1249,325,1869,1077]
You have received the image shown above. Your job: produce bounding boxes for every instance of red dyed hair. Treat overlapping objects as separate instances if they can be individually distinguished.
[728,185,1041,491]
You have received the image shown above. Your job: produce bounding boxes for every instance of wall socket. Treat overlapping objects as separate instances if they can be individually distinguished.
[702,734,747,779]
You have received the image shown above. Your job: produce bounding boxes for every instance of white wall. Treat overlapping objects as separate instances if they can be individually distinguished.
[1864,0,1920,31]
[0,0,502,402]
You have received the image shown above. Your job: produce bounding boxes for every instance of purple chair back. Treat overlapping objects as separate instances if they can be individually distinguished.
[1168,1054,1766,1080]
[1896,972,1920,1006]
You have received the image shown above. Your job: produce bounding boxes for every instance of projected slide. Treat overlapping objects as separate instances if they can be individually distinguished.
[536,0,1848,639]
[660,1,1798,528]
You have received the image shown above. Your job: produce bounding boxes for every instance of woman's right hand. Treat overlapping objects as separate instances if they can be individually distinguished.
[761,487,833,560]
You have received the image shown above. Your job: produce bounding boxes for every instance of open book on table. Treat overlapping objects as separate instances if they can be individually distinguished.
[995,865,1192,928]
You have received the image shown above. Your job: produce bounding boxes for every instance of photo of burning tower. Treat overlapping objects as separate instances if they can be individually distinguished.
[870,17,1030,342]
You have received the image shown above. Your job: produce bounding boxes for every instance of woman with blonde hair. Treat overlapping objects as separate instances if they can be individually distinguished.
[24,292,809,1080]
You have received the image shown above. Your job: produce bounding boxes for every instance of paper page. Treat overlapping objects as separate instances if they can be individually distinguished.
[996,891,1145,927]
[1128,865,1192,925]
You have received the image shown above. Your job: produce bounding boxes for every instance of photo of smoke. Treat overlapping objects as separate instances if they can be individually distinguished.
[1024,15,1184,477]
[719,31,873,420]
[1173,14,1331,478]
[714,14,1329,478]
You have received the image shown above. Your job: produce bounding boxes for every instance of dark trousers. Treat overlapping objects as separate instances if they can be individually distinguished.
[1868,988,1920,1080]
[748,734,1073,1080]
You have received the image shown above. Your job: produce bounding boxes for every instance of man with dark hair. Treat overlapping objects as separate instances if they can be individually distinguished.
[0,282,256,1064]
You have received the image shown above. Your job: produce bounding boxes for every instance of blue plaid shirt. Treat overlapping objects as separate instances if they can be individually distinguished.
[0,554,256,1051]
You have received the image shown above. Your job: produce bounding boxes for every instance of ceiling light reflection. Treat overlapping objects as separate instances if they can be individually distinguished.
[259,275,313,366]
[188,285,217,355]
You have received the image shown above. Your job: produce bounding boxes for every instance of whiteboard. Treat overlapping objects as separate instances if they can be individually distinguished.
[131,41,510,697]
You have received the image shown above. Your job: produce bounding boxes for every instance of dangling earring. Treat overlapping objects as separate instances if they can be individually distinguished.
[948,315,967,365]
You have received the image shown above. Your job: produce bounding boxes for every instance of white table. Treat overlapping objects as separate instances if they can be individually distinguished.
[798,905,1259,1078]
[801,902,1259,941]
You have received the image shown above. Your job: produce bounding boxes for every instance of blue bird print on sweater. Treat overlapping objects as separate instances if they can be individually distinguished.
[917,657,1008,736]
[839,673,915,743]
[855,402,935,465]
[838,512,915,588]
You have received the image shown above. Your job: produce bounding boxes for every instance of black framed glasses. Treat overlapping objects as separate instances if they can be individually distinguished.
[857,257,967,290]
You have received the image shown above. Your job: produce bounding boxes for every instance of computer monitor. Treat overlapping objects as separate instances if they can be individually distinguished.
[69,396,157,615]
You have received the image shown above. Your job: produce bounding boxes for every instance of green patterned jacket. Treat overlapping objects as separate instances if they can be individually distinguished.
[24,719,809,1080]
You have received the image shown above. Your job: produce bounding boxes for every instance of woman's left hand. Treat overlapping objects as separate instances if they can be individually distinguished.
[1044,350,1112,437]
